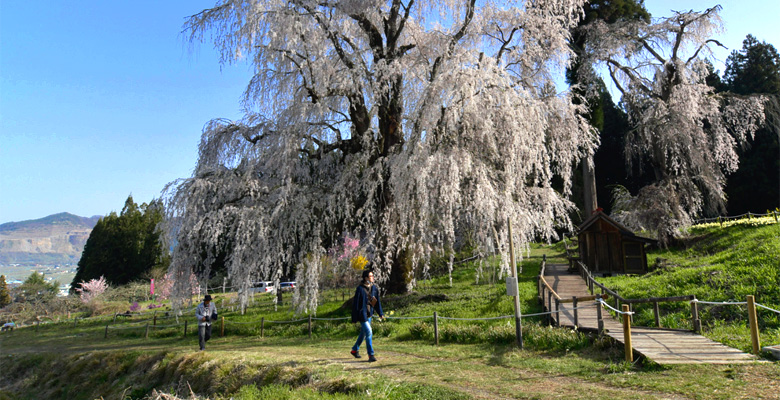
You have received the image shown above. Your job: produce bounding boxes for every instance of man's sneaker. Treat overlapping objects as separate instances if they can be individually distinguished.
[368,355,377,362]
[350,350,361,358]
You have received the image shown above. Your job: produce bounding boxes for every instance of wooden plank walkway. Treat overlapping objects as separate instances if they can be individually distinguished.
[544,263,759,364]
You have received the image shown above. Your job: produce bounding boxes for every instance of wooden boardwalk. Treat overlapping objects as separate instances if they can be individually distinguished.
[544,263,759,364]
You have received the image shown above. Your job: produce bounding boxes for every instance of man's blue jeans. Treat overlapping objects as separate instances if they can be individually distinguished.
[352,318,374,356]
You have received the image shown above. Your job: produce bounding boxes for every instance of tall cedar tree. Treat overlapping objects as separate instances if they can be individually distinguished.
[71,196,168,290]
[566,0,650,219]
[722,35,780,214]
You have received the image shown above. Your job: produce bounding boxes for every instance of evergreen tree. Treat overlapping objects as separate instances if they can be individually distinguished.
[723,35,780,214]
[567,0,650,218]
[0,275,11,307]
[71,196,169,290]
[16,272,58,304]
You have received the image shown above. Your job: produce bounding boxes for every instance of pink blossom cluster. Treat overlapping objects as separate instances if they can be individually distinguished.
[76,276,108,304]
[336,237,360,261]
[156,272,200,300]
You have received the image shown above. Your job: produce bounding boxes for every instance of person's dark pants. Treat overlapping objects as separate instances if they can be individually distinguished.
[198,324,212,350]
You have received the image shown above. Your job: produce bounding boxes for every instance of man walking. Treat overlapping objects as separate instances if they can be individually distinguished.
[351,269,384,362]
[196,294,217,351]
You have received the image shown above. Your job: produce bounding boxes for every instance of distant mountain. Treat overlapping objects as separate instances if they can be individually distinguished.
[0,213,102,265]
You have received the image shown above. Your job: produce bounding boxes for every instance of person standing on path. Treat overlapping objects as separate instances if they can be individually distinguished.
[350,269,384,362]
[196,294,217,351]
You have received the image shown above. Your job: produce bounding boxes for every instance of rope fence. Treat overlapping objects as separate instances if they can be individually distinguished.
[692,211,779,226]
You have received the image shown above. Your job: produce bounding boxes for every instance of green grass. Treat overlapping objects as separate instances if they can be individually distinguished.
[1,236,779,399]
[599,218,780,353]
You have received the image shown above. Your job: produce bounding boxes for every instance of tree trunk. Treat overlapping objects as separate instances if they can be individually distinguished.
[583,157,598,216]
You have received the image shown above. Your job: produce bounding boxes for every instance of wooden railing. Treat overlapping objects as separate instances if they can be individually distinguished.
[574,261,701,332]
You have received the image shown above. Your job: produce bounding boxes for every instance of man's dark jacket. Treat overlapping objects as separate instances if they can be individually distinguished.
[351,284,383,323]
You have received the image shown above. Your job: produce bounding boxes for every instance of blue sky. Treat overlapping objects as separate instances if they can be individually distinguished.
[1,1,778,224]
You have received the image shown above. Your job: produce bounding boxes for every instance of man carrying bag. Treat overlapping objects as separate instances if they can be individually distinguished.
[196,294,217,351]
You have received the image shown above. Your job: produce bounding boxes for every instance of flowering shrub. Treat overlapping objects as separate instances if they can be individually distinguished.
[156,272,200,300]
[129,301,140,312]
[350,255,368,271]
[75,276,108,304]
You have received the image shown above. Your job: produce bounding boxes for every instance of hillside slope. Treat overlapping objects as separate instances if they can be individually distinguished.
[0,212,101,264]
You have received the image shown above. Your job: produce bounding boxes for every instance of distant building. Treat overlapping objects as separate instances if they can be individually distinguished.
[577,210,656,275]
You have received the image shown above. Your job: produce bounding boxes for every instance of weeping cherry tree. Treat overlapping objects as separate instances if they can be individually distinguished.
[164,0,597,312]
[581,6,766,242]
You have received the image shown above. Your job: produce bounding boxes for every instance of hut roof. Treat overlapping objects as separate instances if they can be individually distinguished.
[577,211,657,244]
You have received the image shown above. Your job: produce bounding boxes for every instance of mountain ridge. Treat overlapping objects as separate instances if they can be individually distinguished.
[0,212,102,265]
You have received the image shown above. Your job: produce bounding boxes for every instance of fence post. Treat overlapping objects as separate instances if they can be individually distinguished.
[596,299,604,335]
[153,311,157,327]
[748,212,752,220]
[573,296,578,329]
[221,316,225,337]
[144,323,149,339]
[547,291,553,325]
[747,295,761,355]
[261,317,265,338]
[105,324,109,339]
[773,211,778,223]
[653,302,660,328]
[308,315,312,339]
[554,298,560,326]
[622,304,633,362]
[690,297,701,333]
[718,217,723,228]
[113,313,118,323]
[433,311,439,346]
[184,320,188,337]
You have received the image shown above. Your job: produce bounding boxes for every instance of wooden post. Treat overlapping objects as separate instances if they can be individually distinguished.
[308,314,312,339]
[144,323,149,339]
[261,317,265,338]
[691,298,701,333]
[653,302,661,328]
[221,316,225,337]
[113,313,118,323]
[748,212,752,220]
[105,324,109,339]
[773,211,778,223]
[718,216,723,228]
[184,320,188,337]
[573,296,579,329]
[547,291,553,325]
[153,312,157,327]
[747,295,761,355]
[554,298,560,326]
[507,219,523,348]
[433,311,439,346]
[622,304,633,362]
[596,299,604,335]
[537,277,542,304]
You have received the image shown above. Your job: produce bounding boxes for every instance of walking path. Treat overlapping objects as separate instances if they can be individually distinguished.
[544,263,759,364]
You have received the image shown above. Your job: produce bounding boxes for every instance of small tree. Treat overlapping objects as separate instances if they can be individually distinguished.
[75,276,108,304]
[0,275,11,308]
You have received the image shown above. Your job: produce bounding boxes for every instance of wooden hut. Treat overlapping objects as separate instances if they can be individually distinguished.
[577,211,656,275]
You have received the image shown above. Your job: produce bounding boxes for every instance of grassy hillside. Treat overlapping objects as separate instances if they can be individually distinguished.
[1,232,778,399]
[600,217,780,351]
